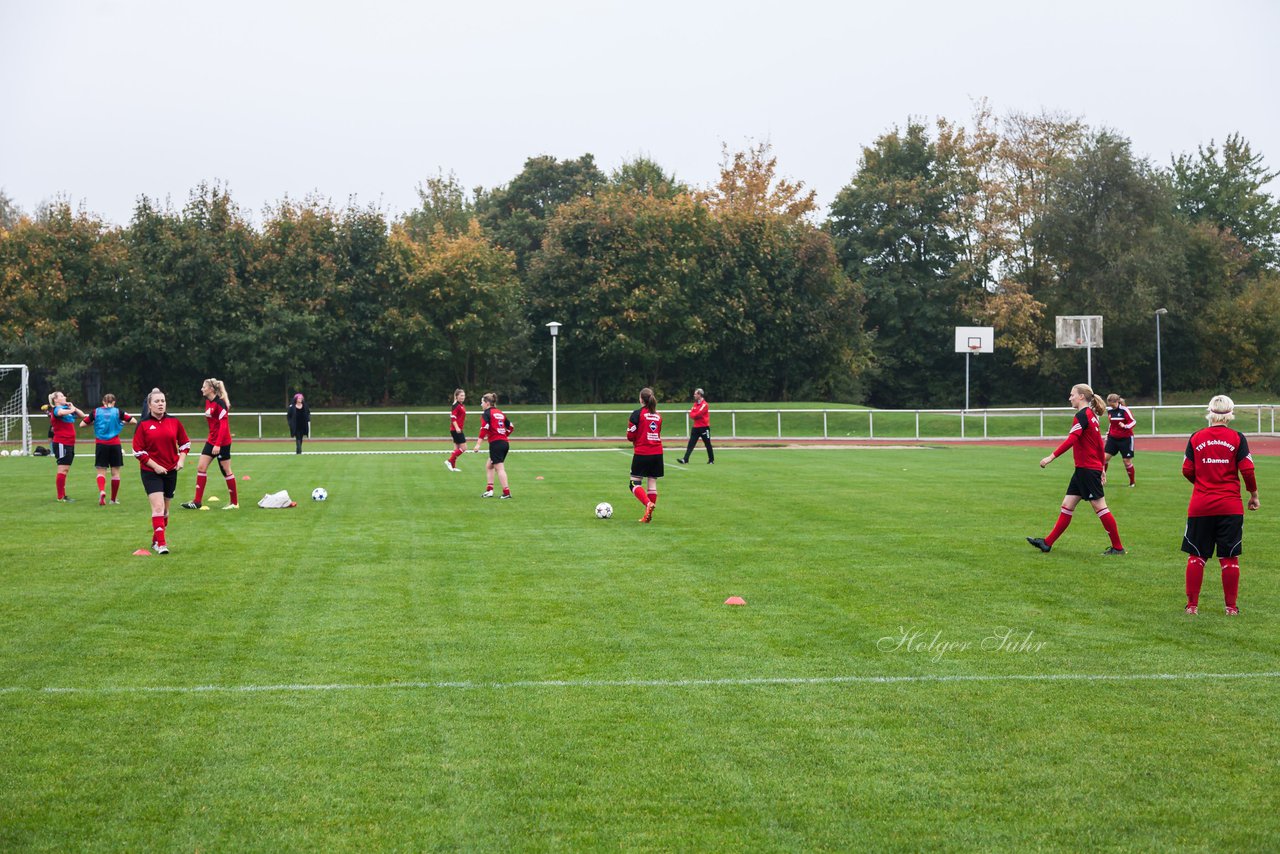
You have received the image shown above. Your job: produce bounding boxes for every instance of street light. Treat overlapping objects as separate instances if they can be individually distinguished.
[546,322,562,434]
[1155,308,1168,407]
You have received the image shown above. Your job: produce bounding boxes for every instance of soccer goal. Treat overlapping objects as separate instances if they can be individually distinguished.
[0,364,32,456]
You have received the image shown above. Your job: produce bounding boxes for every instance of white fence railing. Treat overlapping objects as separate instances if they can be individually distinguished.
[8,404,1278,443]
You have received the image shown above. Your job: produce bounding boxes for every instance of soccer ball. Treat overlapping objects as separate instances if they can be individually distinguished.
[595,502,613,519]
[311,487,328,501]
[0,450,9,457]
[12,449,23,457]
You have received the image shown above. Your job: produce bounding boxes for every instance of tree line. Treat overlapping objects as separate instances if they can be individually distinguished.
[2,106,1278,409]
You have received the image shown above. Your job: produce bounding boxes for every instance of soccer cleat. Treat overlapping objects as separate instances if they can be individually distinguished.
[707,460,714,465]
[180,501,200,510]
[676,458,687,464]
[1225,605,1240,616]
[640,502,655,523]
[481,489,494,498]
[222,503,239,510]
[1102,547,1126,556]
[1026,537,1051,553]
[500,493,512,500]
[152,543,169,555]
[1185,604,1198,616]
[57,496,76,503]
[444,460,457,472]
[110,499,120,505]
[99,492,107,506]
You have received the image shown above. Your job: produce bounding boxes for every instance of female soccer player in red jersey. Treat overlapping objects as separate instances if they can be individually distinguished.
[1026,383,1125,555]
[1103,393,1138,486]
[627,387,664,523]
[446,388,467,472]
[131,389,190,554]
[182,378,238,510]
[471,392,514,498]
[676,387,714,465]
[47,391,87,502]
[81,393,135,505]
[1181,395,1260,616]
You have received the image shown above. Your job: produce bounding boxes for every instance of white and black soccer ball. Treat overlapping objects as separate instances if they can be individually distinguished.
[0,450,9,457]
[311,487,328,501]
[595,502,613,519]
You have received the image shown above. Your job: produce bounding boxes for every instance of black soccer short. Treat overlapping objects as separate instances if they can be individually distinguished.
[140,470,179,499]
[1065,467,1104,500]
[630,453,664,480]
[488,440,510,464]
[1181,514,1244,558]
[201,442,231,461]
[53,443,75,466]
[95,444,125,468]
[451,431,466,444]
[1104,436,1135,459]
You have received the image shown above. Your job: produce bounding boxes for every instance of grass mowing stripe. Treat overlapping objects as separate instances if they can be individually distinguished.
[5,669,1280,695]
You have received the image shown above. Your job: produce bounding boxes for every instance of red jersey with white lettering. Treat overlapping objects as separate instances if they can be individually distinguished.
[49,405,78,444]
[204,397,231,446]
[689,400,710,428]
[132,415,191,472]
[628,408,664,455]
[1183,426,1257,516]
[1052,407,1105,471]
[450,402,466,433]
[478,407,514,442]
[1107,406,1136,439]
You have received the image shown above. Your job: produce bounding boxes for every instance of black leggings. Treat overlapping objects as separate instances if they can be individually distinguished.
[683,427,713,462]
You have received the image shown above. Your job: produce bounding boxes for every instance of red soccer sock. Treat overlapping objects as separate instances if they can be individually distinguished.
[1044,507,1073,546]
[1125,462,1135,485]
[486,482,494,491]
[1097,508,1123,550]
[56,473,67,500]
[1220,558,1240,609]
[632,485,649,506]
[111,477,120,500]
[194,473,207,503]
[226,475,237,504]
[448,449,458,466]
[152,515,166,546]
[1185,556,1206,607]
[502,487,510,496]
[647,492,657,506]
[97,473,106,494]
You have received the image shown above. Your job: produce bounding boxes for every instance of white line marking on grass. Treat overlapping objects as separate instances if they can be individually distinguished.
[3,671,1279,697]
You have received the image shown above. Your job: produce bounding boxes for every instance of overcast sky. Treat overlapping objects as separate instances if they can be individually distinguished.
[3,0,1277,226]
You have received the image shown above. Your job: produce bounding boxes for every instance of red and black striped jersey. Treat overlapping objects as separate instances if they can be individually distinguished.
[204,397,231,446]
[1052,407,1105,471]
[628,408,663,455]
[478,407,514,442]
[1107,406,1136,439]
[1183,426,1257,516]
[132,415,191,471]
[450,402,466,433]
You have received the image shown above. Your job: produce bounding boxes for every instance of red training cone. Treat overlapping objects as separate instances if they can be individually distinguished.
[724,596,746,606]
[132,549,151,557]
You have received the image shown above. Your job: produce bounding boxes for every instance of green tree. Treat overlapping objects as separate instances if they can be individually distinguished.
[476,154,606,273]
[1171,134,1280,270]
[401,171,477,242]
[828,121,968,406]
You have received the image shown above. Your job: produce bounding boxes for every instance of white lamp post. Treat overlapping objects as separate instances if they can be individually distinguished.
[546,322,562,434]
[1155,308,1168,407]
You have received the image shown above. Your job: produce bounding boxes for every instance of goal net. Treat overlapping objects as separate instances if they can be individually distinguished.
[0,365,32,456]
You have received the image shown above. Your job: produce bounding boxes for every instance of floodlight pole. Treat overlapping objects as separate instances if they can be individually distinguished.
[1155,308,1167,407]
[546,322,562,434]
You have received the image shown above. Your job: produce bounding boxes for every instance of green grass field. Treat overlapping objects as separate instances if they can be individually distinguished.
[1,442,1277,851]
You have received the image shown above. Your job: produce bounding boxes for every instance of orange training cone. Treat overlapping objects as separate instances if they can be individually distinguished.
[724,596,746,606]
[132,549,151,556]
